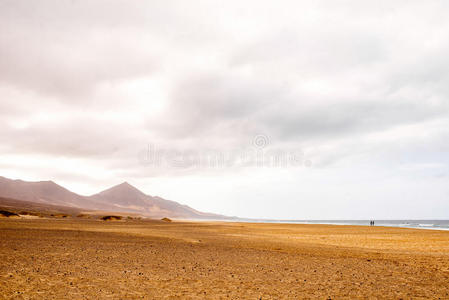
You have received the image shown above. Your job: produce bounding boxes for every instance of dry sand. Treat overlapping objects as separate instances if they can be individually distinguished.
[1,218,448,299]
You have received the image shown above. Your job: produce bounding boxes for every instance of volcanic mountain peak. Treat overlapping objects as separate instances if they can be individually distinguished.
[116,181,132,187]
[90,182,151,209]
[97,181,146,196]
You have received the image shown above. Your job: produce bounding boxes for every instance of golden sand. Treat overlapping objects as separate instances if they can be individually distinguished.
[1,219,448,299]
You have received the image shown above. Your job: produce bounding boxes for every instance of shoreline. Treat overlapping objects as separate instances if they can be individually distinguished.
[224,219,449,231]
[5,215,449,231]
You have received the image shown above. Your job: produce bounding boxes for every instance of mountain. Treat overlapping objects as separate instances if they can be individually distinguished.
[0,176,227,219]
[0,176,97,208]
[89,182,220,219]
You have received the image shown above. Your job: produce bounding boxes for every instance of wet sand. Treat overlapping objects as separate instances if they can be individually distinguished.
[1,218,448,299]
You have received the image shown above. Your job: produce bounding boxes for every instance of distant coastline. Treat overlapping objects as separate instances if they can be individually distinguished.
[236,219,449,231]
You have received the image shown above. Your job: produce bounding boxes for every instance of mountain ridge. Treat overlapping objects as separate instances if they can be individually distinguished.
[0,176,228,220]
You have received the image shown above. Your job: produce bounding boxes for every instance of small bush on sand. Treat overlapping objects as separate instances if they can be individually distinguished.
[77,214,91,218]
[101,215,122,221]
[161,217,172,222]
[0,210,20,218]
[53,213,69,218]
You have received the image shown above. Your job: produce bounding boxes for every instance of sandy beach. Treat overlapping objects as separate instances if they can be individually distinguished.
[1,218,448,299]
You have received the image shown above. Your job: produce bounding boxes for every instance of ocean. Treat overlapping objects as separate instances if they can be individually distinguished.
[246,219,449,231]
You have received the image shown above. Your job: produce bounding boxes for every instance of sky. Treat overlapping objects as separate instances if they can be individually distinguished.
[1,0,449,219]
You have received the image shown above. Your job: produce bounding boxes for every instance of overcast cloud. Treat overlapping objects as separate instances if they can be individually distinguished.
[1,0,449,219]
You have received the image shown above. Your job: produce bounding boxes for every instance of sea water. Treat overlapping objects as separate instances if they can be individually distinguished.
[245,219,449,231]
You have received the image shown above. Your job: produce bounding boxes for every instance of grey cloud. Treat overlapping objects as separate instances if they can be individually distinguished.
[230,29,387,75]
[0,116,140,158]
[261,99,449,142]
[385,44,449,96]
[0,0,171,98]
[148,65,449,149]
[147,73,284,141]
[0,29,158,98]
